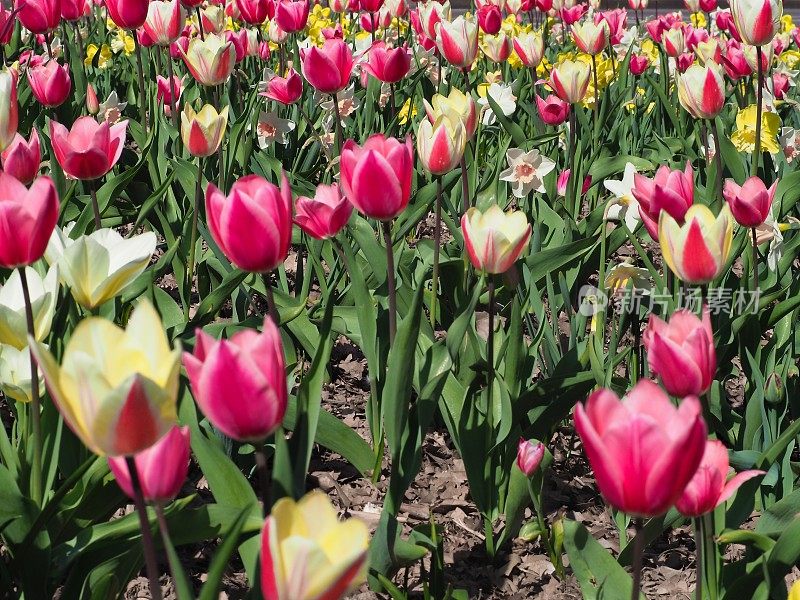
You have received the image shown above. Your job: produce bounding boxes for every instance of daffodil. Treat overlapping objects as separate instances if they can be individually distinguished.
[111,29,135,55]
[605,259,651,293]
[731,105,781,154]
[780,14,794,33]
[778,49,800,69]
[85,44,113,68]
[690,11,707,28]
[604,162,641,232]
[398,97,417,125]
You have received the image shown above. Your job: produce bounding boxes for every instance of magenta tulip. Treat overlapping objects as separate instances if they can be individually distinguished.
[157,75,183,117]
[676,440,763,518]
[1,130,41,185]
[261,68,303,105]
[15,0,61,34]
[517,438,545,477]
[362,42,411,83]
[105,0,149,29]
[300,38,353,94]
[573,379,707,517]
[108,426,191,504]
[50,116,128,180]
[27,61,72,108]
[183,318,287,442]
[61,0,89,21]
[536,94,569,126]
[236,0,271,24]
[340,134,413,221]
[295,183,353,240]
[275,0,309,32]
[0,172,59,268]
[631,162,694,240]
[206,174,293,273]
[723,176,777,228]
[643,306,716,398]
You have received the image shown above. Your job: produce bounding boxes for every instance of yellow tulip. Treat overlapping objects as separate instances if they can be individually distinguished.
[30,300,180,456]
[423,88,478,139]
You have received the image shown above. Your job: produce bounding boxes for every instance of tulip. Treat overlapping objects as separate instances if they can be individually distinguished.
[482,31,512,63]
[105,0,149,29]
[0,174,59,269]
[236,0,271,24]
[226,29,248,62]
[157,75,183,117]
[261,491,370,600]
[676,440,763,517]
[86,83,100,115]
[0,344,44,403]
[200,4,226,33]
[560,5,586,25]
[643,307,716,397]
[0,69,17,154]
[513,30,545,68]
[27,61,72,108]
[662,26,685,57]
[772,72,789,100]
[362,42,411,83]
[723,176,777,227]
[676,53,695,72]
[423,88,478,139]
[143,0,185,46]
[61,0,88,21]
[184,317,287,442]
[50,117,127,181]
[108,426,191,503]
[574,380,707,517]
[181,104,228,157]
[418,0,451,39]
[206,174,292,273]
[677,63,725,120]
[15,0,61,34]
[549,59,591,104]
[730,0,782,47]
[45,227,157,309]
[340,134,413,221]
[180,33,236,86]
[699,0,717,10]
[660,204,734,285]
[1,130,41,185]
[572,21,609,55]
[461,204,531,274]
[300,38,353,95]
[31,300,180,456]
[417,115,467,175]
[477,4,502,34]
[629,54,650,75]
[275,0,309,32]
[0,265,57,349]
[436,15,479,68]
[295,184,353,240]
[261,68,303,105]
[536,94,570,125]
[517,438,545,477]
[631,162,695,240]
[595,8,627,45]
[722,42,752,80]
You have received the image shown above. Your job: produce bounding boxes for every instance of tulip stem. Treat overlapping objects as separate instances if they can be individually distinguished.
[134,36,148,134]
[331,92,343,157]
[126,456,163,600]
[460,156,470,213]
[382,220,397,345]
[700,513,719,600]
[185,157,203,319]
[695,517,703,600]
[630,518,644,600]
[590,54,599,120]
[751,227,759,294]
[265,283,279,325]
[196,8,205,40]
[430,177,442,329]
[89,183,102,230]
[19,268,42,506]
[567,109,578,219]
[254,443,270,516]
[711,119,723,204]
[752,46,764,178]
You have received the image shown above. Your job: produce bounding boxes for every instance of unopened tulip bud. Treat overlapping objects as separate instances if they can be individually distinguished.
[517,438,545,476]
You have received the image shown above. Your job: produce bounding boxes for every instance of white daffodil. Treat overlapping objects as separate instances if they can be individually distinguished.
[256,111,296,148]
[98,90,128,124]
[0,344,43,403]
[478,82,516,126]
[0,266,58,350]
[603,162,641,232]
[499,148,555,198]
[46,226,157,309]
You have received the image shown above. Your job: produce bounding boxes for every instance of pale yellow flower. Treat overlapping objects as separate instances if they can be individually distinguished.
[85,44,112,68]
[731,105,781,154]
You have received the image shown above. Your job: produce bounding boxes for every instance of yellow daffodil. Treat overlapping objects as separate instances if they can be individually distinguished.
[780,14,794,33]
[641,39,659,64]
[85,44,113,68]
[398,98,417,125]
[778,49,800,69]
[690,12,707,28]
[731,105,781,154]
[111,29,135,55]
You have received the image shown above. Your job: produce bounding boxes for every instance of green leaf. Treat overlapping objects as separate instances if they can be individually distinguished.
[197,507,253,600]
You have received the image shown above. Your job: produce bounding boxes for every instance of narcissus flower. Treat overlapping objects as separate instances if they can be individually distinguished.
[723,176,777,227]
[499,148,555,198]
[730,0,782,47]
[517,438,545,477]
[184,317,287,442]
[416,115,467,175]
[659,204,734,285]
[295,183,353,240]
[731,104,781,154]
[549,58,591,104]
[0,266,58,349]
[436,15,480,68]
[181,104,229,157]
[180,33,236,86]
[676,440,763,517]
[1,130,41,185]
[461,204,532,274]
[261,491,370,600]
[31,300,180,457]
[0,68,18,153]
[643,307,717,397]
[423,88,478,139]
[677,63,725,119]
[45,227,157,309]
[574,380,707,517]
[0,173,59,269]
[50,117,128,180]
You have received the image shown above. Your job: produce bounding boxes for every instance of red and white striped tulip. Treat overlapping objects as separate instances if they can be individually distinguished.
[676,63,725,119]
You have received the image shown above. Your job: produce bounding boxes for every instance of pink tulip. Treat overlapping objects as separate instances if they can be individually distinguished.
[676,440,763,517]
[723,176,777,228]
[574,380,707,517]
[340,134,413,221]
[699,0,717,10]
[559,4,586,25]
[1,130,41,185]
[595,8,627,45]
[236,0,270,24]
[86,83,99,115]
[143,0,185,46]
[436,16,479,68]
[629,54,649,75]
[536,94,569,126]
[27,61,72,108]
[107,426,191,504]
[643,306,716,397]
[362,41,411,83]
[105,0,149,29]
[517,438,544,476]
[0,7,14,44]
[274,0,309,32]
[721,42,752,80]
[206,174,293,273]
[157,75,183,116]
[676,52,694,72]
[360,0,383,12]
[300,38,353,94]
[61,0,89,20]
[772,72,789,99]
[295,183,353,240]
[261,68,303,105]
[477,4,502,34]
[183,318,287,442]
[631,162,694,240]
[15,0,61,34]
[50,116,128,181]
[226,29,248,62]
[0,173,59,268]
